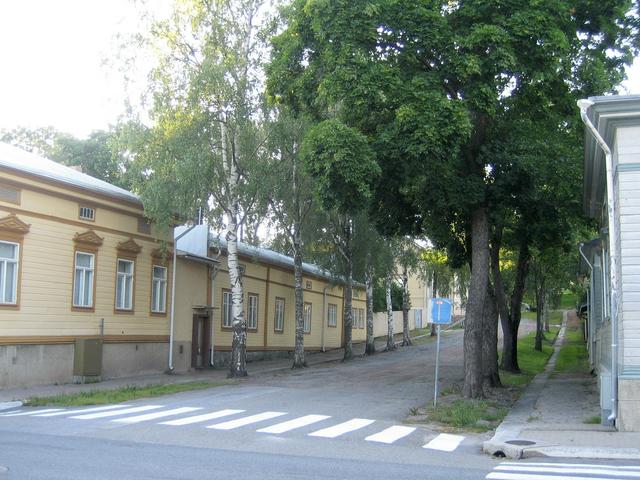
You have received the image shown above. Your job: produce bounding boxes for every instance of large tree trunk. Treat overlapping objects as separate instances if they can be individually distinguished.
[534,273,545,352]
[430,271,437,336]
[463,206,490,398]
[401,263,411,346]
[501,241,530,372]
[385,273,395,350]
[482,282,501,389]
[292,233,306,368]
[365,252,376,355]
[343,250,354,361]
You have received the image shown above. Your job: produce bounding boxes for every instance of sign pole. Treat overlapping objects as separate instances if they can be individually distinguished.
[434,323,441,408]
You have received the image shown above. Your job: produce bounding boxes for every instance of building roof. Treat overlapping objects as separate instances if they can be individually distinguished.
[0,142,141,206]
[209,234,364,288]
[582,95,640,218]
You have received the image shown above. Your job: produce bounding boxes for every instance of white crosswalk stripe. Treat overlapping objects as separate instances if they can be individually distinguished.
[487,462,640,480]
[257,414,330,434]
[160,409,245,426]
[113,407,202,424]
[71,405,163,420]
[308,418,375,438]
[365,425,416,444]
[35,405,132,417]
[422,433,465,451]
[207,411,287,430]
[2,403,474,452]
[2,408,65,417]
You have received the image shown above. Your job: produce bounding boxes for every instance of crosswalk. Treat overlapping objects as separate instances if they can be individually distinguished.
[487,462,640,480]
[0,403,470,452]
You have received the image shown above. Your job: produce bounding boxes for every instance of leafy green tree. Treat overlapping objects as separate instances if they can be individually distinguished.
[300,119,380,360]
[122,0,269,377]
[267,0,639,397]
[263,110,316,368]
[1,126,128,187]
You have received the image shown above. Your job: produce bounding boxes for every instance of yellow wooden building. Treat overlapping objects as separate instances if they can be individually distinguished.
[0,143,365,388]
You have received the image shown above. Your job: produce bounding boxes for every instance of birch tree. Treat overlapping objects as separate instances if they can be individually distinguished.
[264,111,316,368]
[122,0,269,377]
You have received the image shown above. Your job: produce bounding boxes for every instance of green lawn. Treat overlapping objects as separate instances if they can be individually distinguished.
[555,326,589,374]
[500,326,560,388]
[25,380,234,407]
[424,323,560,431]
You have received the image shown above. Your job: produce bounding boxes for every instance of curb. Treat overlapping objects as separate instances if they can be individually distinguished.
[483,314,567,459]
[0,401,22,412]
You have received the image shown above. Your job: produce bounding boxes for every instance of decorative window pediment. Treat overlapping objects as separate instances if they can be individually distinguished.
[73,230,104,247]
[0,214,30,236]
[117,238,142,256]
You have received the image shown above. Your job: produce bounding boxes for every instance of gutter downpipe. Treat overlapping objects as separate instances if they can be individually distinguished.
[578,99,620,424]
[168,225,197,372]
[321,286,328,352]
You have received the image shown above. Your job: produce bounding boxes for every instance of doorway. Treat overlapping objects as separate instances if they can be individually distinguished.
[191,313,211,368]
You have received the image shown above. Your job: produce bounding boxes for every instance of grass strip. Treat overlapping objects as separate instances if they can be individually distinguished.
[423,320,561,431]
[25,380,233,407]
[428,399,507,432]
[555,326,589,374]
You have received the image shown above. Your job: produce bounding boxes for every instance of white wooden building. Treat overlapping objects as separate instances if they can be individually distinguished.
[580,94,640,431]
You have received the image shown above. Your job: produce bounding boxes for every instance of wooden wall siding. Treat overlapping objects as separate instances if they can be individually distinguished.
[616,126,640,369]
[0,170,367,352]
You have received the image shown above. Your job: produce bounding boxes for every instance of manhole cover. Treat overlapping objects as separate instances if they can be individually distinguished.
[505,440,536,446]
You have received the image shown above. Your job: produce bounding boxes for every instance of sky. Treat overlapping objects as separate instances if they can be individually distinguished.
[1,1,640,139]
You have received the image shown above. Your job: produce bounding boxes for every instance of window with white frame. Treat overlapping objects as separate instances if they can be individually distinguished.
[79,206,95,221]
[328,303,337,327]
[247,293,258,330]
[115,259,134,310]
[274,297,285,332]
[0,241,19,304]
[222,290,233,328]
[303,302,312,333]
[73,251,94,307]
[359,308,365,328]
[151,265,167,313]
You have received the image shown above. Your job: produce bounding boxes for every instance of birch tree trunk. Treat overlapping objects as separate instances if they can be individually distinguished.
[292,230,306,368]
[385,273,395,350]
[401,263,411,346]
[365,252,376,355]
[463,206,489,398]
[225,123,247,378]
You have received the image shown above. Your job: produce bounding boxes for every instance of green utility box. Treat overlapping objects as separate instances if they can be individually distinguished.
[73,338,103,384]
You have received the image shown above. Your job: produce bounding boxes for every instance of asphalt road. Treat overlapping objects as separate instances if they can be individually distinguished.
[2,329,638,479]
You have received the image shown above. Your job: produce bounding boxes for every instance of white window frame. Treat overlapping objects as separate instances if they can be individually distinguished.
[222,290,233,328]
[274,297,285,332]
[328,303,337,327]
[73,251,94,308]
[303,302,312,334]
[247,293,258,330]
[79,206,95,221]
[151,265,167,313]
[115,258,134,311]
[0,240,19,305]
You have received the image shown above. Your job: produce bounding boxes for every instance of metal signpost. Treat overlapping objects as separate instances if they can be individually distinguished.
[431,298,453,408]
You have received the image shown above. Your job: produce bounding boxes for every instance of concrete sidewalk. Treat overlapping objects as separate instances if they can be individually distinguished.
[484,310,640,460]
